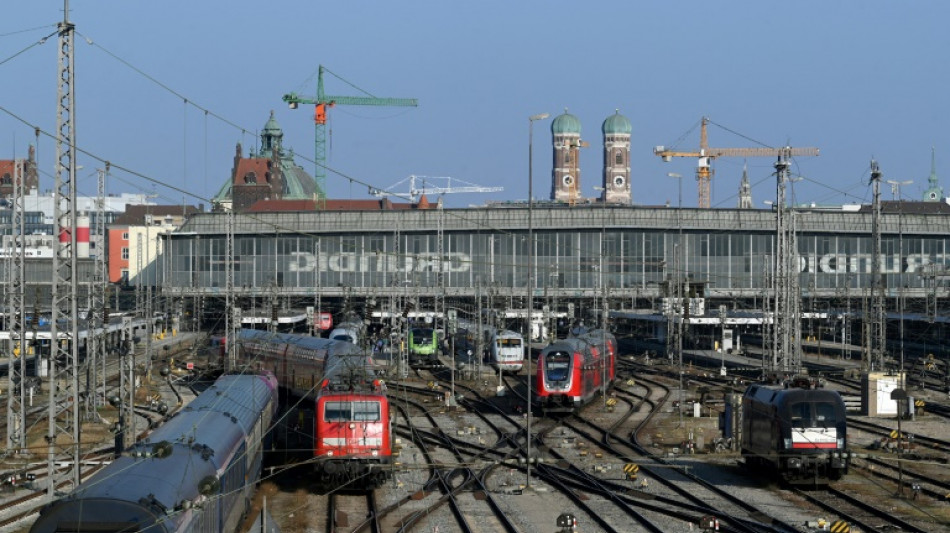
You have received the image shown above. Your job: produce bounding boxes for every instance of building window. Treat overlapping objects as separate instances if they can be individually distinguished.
[120,270,129,284]
[122,232,129,240]
[615,152,623,165]
[0,173,10,185]
[121,247,129,260]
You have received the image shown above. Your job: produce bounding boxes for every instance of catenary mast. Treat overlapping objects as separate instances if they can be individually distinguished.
[49,0,82,496]
[869,161,886,371]
[6,159,27,450]
[771,150,802,374]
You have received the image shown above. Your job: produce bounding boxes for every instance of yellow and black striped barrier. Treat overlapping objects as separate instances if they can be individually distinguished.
[915,399,926,414]
[623,463,639,480]
[830,519,850,532]
[889,430,905,439]
[626,378,636,386]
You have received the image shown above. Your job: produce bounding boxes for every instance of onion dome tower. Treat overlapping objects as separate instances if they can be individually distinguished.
[213,111,323,211]
[551,109,583,203]
[260,111,284,156]
[601,110,631,204]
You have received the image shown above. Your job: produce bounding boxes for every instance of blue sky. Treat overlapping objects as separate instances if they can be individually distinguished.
[1,1,948,209]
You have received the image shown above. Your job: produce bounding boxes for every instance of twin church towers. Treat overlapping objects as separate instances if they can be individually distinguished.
[549,109,631,205]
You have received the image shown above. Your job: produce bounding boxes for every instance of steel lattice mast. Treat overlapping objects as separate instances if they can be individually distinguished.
[869,161,886,371]
[48,0,82,496]
[96,166,108,408]
[226,208,238,370]
[6,159,27,450]
[771,150,802,374]
[83,167,107,423]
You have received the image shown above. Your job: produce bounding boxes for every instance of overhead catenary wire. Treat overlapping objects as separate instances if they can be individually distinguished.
[76,31,257,139]
[0,28,58,68]
[0,23,865,290]
[0,23,58,38]
[0,28,915,319]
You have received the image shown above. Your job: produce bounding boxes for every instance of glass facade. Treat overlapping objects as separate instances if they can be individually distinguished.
[162,220,950,301]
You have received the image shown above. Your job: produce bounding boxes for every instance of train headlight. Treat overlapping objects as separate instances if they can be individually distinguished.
[372,450,379,456]
[327,451,334,457]
[783,438,792,450]
[349,423,356,429]
[787,457,802,469]
[837,438,845,449]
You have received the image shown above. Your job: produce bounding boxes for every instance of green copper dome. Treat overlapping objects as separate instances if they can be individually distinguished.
[263,110,282,137]
[602,110,631,135]
[551,109,581,135]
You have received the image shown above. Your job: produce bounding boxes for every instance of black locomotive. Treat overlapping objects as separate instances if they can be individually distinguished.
[741,381,850,484]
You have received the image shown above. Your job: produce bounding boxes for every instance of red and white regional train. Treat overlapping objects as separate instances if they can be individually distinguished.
[239,329,392,488]
[535,329,617,413]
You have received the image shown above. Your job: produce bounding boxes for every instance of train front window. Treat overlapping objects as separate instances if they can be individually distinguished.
[545,351,571,381]
[324,401,350,422]
[545,351,570,370]
[353,401,381,422]
[412,328,434,343]
[324,400,381,422]
[498,338,522,348]
[815,402,837,426]
[789,401,838,428]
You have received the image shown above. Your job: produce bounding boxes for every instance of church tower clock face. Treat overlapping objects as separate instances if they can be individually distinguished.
[613,175,625,188]
[563,175,574,187]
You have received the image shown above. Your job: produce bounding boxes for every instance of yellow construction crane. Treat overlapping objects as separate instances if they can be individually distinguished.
[654,117,819,208]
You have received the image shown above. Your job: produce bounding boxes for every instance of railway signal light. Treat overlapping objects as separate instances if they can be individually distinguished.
[447,309,458,334]
[556,513,576,531]
[700,516,719,531]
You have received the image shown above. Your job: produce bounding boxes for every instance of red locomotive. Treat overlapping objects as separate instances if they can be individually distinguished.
[239,329,392,488]
[314,349,391,487]
[535,329,616,413]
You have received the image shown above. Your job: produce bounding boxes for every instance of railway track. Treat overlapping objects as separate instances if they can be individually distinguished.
[0,375,188,531]
[790,485,931,533]
[253,337,950,532]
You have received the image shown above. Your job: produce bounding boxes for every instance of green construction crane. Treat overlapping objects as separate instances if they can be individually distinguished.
[283,65,418,200]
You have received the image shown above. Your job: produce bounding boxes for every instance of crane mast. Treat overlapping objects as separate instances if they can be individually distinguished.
[654,117,819,208]
[283,66,417,201]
